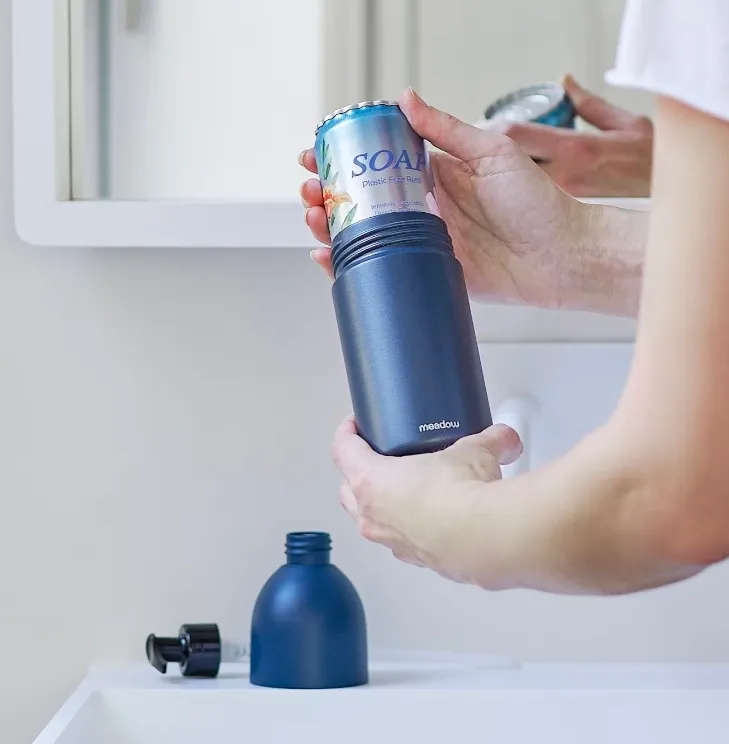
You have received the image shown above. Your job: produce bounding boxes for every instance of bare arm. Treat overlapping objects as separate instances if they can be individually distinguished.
[457,97,729,593]
[324,95,729,593]
[568,203,647,318]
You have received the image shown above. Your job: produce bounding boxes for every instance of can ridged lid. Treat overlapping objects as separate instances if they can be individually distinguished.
[485,82,566,123]
[315,100,399,135]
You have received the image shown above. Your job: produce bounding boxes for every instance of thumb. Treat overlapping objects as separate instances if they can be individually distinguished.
[451,424,523,466]
[398,87,498,162]
[562,74,637,131]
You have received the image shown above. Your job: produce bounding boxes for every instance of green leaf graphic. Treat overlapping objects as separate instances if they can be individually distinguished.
[329,204,340,227]
[341,204,358,229]
[324,162,331,182]
[322,141,329,162]
[331,172,339,187]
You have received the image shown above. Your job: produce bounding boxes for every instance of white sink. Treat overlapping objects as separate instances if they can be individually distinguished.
[35,652,729,744]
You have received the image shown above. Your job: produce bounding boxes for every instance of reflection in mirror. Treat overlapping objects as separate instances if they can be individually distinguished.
[64,0,653,203]
[67,0,345,201]
[371,0,654,200]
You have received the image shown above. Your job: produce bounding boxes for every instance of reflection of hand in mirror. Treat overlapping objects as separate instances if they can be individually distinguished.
[300,87,646,318]
[498,75,654,198]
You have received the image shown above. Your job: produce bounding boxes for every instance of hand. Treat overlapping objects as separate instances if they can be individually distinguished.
[332,417,523,585]
[300,88,593,310]
[501,75,653,198]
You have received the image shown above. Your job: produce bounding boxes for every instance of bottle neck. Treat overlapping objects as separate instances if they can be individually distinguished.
[330,212,453,278]
[285,532,332,565]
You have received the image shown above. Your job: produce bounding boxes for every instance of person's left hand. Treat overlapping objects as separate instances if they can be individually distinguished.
[332,417,523,585]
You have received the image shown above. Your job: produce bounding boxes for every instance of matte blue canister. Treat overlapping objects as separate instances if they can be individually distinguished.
[249,532,368,689]
[315,101,493,456]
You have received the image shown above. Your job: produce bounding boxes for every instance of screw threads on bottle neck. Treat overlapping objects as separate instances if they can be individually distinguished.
[330,212,453,278]
[285,532,332,565]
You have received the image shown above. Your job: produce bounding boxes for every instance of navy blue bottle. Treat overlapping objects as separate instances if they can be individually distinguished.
[249,532,368,689]
[315,101,492,456]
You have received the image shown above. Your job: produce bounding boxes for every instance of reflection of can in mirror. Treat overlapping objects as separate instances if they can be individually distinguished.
[314,101,492,457]
[485,82,576,128]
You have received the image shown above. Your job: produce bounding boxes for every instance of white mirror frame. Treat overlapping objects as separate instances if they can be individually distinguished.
[12,0,649,248]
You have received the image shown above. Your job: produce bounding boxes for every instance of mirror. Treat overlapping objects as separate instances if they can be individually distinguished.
[62,0,652,203]
[65,0,356,201]
[379,0,653,126]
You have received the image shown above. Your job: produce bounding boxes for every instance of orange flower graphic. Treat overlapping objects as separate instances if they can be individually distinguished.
[323,186,353,220]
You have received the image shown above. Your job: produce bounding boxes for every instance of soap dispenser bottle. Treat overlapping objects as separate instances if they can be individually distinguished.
[250,532,368,689]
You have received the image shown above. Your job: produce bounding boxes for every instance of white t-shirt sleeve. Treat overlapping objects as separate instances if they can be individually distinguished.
[606,0,729,123]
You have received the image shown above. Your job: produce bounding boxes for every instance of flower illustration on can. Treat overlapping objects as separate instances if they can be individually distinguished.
[323,181,353,221]
[319,138,358,233]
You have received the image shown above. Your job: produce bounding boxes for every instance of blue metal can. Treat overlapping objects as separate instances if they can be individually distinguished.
[313,101,492,457]
[314,101,440,241]
[485,82,576,128]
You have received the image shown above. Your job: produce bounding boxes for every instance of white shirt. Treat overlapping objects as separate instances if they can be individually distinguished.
[606,0,729,123]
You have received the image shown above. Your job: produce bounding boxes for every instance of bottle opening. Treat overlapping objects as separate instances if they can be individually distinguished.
[286,532,332,563]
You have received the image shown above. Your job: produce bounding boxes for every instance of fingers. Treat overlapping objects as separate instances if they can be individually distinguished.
[331,417,381,485]
[301,178,323,209]
[398,87,506,162]
[537,160,569,189]
[339,482,357,519]
[298,148,318,175]
[310,247,334,279]
[299,156,330,244]
[562,74,637,132]
[502,122,568,161]
[393,551,425,567]
[304,206,332,246]
[452,424,523,466]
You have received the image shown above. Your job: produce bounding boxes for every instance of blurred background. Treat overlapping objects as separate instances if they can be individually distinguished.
[68,0,654,201]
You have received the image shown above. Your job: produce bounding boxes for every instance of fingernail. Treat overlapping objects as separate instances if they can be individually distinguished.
[561,73,575,88]
[304,208,312,226]
[301,193,311,209]
[405,86,424,104]
[298,149,308,167]
[495,424,523,459]
[309,249,317,263]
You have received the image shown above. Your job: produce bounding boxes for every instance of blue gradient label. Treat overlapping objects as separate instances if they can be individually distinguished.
[315,104,440,239]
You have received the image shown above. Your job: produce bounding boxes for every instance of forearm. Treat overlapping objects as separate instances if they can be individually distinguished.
[563,202,647,318]
[453,424,701,595]
[456,98,729,595]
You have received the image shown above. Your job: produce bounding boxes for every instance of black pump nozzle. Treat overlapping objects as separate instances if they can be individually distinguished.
[145,624,222,678]
[145,634,186,674]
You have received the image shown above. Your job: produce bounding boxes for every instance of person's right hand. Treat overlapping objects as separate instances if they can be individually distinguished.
[300,88,594,310]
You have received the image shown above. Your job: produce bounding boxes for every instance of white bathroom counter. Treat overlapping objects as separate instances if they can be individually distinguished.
[35,652,729,744]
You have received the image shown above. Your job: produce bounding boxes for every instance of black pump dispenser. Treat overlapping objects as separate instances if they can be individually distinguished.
[146,624,223,678]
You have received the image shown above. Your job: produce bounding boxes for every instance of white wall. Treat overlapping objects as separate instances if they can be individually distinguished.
[2,1,729,741]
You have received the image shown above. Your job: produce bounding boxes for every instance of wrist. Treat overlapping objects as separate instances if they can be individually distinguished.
[560,202,647,318]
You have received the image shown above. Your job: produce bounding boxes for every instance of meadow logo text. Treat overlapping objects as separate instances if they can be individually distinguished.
[419,420,460,433]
